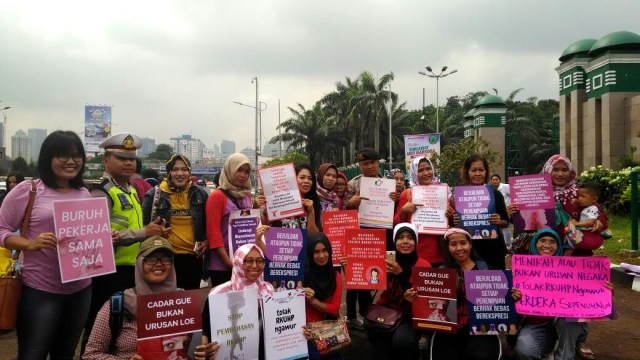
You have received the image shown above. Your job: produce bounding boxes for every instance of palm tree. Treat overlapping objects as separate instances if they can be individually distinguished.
[321,76,361,165]
[353,71,397,152]
[269,102,329,169]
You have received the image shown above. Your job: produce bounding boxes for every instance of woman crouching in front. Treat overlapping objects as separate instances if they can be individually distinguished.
[367,223,431,360]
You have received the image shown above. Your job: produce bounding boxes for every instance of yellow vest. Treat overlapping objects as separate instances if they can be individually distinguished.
[104,182,143,266]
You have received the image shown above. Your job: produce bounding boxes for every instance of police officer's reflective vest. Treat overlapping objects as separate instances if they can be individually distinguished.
[103,180,143,266]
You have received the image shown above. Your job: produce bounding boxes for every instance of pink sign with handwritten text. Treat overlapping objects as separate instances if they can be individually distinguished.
[512,255,612,318]
[53,198,115,283]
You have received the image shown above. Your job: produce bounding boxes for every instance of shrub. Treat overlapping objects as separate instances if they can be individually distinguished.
[577,165,640,214]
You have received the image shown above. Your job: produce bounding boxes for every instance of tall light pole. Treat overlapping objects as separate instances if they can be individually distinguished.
[418,66,458,134]
[233,92,267,189]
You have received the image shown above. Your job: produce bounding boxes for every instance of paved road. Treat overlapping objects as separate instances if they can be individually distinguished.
[1,281,638,360]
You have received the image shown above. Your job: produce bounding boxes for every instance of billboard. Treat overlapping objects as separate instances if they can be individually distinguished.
[84,106,112,153]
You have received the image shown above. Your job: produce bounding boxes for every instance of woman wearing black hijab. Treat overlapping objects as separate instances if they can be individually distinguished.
[302,233,342,359]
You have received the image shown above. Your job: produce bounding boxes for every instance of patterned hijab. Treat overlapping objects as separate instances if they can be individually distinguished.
[409,157,438,187]
[210,244,273,298]
[124,249,177,317]
[219,153,252,199]
[541,154,578,206]
[316,163,339,209]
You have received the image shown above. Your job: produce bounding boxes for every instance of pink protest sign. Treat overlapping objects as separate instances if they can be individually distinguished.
[509,174,556,231]
[53,198,115,283]
[512,255,612,318]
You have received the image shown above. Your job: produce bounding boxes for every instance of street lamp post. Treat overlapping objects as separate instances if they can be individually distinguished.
[418,66,458,134]
[233,81,267,190]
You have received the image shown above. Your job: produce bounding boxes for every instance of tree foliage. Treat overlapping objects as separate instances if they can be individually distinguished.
[148,144,175,160]
[262,150,310,167]
[11,157,32,176]
[430,137,502,186]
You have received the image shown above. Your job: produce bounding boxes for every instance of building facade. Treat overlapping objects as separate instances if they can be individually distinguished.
[27,128,47,162]
[11,130,32,162]
[556,31,640,172]
[169,134,205,161]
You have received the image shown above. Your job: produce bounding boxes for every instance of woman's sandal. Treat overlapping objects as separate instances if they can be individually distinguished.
[577,345,596,360]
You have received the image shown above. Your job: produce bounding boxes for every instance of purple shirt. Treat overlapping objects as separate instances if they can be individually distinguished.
[0,179,91,294]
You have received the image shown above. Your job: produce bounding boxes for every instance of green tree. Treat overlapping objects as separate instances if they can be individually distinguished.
[321,76,362,165]
[354,71,396,152]
[270,102,329,169]
[11,157,31,176]
[148,144,175,160]
[262,150,310,167]
[430,137,502,186]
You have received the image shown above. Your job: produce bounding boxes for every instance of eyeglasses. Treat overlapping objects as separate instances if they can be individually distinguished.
[243,258,265,267]
[143,256,174,266]
[537,238,558,246]
[55,154,83,163]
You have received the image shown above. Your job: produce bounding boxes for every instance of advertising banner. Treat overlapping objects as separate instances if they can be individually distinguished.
[84,105,112,153]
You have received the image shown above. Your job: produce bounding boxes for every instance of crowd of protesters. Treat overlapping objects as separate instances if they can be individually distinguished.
[0,129,613,360]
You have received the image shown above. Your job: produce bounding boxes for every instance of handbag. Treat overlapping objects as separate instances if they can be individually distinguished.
[363,304,403,333]
[0,180,36,330]
[307,317,352,356]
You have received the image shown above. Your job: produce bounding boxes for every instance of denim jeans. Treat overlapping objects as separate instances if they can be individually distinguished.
[555,318,583,360]
[515,320,557,360]
[17,285,91,360]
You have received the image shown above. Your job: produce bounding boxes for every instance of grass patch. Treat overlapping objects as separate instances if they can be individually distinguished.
[594,212,640,265]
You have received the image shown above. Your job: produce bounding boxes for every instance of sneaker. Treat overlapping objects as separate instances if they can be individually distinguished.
[347,317,364,330]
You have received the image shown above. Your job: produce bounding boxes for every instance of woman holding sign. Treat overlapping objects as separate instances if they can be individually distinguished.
[202,243,274,359]
[206,153,265,286]
[85,236,218,359]
[394,157,455,266]
[268,164,321,234]
[368,223,431,360]
[0,131,92,359]
[456,154,509,270]
[429,227,502,360]
[302,233,343,359]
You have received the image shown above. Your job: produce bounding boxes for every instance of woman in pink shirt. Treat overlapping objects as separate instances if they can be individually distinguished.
[0,131,92,359]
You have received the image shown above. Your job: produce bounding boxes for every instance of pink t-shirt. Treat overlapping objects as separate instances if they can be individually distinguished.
[0,179,91,294]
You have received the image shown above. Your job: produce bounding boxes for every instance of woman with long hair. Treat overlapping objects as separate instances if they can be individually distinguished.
[0,170,25,207]
[0,130,92,359]
[429,226,502,360]
[267,164,321,234]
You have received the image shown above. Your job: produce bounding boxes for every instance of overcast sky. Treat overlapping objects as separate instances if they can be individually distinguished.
[1,0,638,157]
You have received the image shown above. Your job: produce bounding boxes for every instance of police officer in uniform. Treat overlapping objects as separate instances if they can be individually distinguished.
[81,132,169,353]
[344,148,398,329]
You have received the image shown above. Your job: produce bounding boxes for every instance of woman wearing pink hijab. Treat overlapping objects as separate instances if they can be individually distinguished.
[202,243,274,359]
